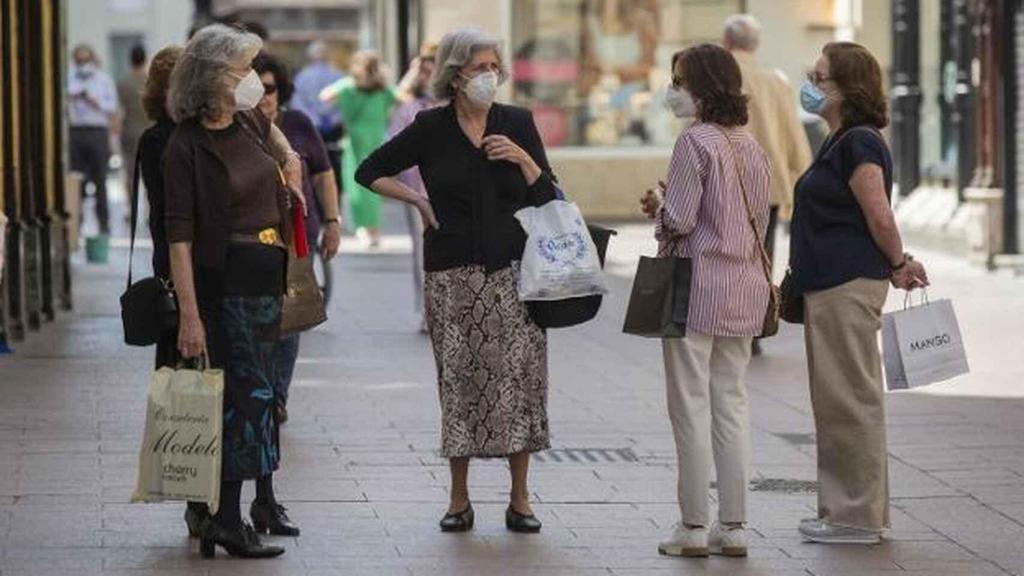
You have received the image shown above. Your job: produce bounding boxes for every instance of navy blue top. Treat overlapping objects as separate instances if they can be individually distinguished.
[278,109,332,246]
[789,126,893,295]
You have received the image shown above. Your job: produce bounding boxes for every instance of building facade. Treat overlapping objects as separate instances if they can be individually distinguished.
[1,0,71,348]
[891,0,1023,260]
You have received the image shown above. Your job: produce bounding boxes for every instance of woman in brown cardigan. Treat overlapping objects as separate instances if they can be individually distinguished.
[164,23,305,559]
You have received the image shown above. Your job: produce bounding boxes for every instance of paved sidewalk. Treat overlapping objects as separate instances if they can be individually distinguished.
[1,214,1023,576]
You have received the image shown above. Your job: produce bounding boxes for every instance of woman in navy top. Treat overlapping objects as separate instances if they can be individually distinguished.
[791,42,928,545]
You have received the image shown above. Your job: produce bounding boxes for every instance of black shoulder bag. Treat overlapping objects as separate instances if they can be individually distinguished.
[120,147,179,346]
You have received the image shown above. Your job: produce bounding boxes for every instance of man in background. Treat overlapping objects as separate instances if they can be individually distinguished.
[292,41,345,193]
[68,44,119,235]
[117,44,148,195]
[723,14,812,354]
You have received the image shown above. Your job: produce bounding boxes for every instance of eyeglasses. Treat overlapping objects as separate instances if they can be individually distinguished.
[262,83,278,95]
[806,71,833,86]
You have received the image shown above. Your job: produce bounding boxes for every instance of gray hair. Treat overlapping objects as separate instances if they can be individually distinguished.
[167,23,263,123]
[723,14,761,52]
[430,27,508,100]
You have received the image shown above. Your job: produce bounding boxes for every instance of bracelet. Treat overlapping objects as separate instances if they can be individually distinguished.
[323,217,341,225]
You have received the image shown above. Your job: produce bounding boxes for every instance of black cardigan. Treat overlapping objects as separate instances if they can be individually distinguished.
[138,116,175,279]
[355,103,558,273]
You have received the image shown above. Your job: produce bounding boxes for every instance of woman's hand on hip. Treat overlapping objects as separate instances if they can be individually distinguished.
[415,196,440,230]
[640,181,665,219]
[177,313,207,360]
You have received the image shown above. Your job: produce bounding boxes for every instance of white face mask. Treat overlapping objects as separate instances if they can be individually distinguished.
[461,71,499,108]
[664,84,697,119]
[233,69,265,111]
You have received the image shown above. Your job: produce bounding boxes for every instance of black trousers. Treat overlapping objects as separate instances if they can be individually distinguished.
[70,126,111,233]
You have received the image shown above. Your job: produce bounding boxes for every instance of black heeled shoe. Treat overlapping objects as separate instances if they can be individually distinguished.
[250,501,300,536]
[505,505,542,533]
[199,520,285,559]
[185,506,210,538]
[439,502,474,532]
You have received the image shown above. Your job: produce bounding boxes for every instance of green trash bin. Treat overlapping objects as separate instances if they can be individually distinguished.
[85,234,110,264]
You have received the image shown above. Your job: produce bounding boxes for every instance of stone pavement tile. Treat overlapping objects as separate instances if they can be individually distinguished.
[888,458,962,499]
[411,567,609,576]
[894,559,1009,574]
[273,478,365,503]
[0,547,105,572]
[896,495,1024,560]
[781,539,976,562]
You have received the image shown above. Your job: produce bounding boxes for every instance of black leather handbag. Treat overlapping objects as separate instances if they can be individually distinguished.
[527,224,616,329]
[622,254,693,338]
[120,149,178,346]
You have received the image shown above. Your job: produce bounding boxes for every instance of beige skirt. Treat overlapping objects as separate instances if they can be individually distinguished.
[425,262,550,459]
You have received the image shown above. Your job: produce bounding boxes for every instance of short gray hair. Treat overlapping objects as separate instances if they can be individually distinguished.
[430,27,508,100]
[723,14,761,52]
[168,23,263,123]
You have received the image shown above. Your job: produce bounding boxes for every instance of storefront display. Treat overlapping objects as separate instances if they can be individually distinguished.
[511,0,743,147]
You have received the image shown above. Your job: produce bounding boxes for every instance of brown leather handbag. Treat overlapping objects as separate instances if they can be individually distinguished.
[720,128,781,338]
[280,202,327,335]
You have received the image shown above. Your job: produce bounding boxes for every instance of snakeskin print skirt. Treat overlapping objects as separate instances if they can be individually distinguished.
[425,262,550,459]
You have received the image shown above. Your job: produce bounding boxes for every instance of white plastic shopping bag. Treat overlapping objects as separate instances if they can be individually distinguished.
[882,293,969,390]
[515,200,608,301]
[132,365,223,513]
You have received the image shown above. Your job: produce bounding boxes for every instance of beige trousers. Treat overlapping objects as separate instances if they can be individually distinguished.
[804,277,890,530]
[663,332,753,526]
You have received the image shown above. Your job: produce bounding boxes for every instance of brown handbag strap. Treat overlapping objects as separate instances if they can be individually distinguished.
[715,126,774,285]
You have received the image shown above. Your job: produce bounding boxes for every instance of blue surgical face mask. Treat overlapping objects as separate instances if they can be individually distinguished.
[800,81,828,115]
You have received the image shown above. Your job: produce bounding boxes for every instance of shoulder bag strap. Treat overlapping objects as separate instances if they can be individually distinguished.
[715,126,774,285]
[126,146,143,290]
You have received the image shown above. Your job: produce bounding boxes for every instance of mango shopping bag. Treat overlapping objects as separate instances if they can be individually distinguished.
[132,365,223,513]
[883,294,969,390]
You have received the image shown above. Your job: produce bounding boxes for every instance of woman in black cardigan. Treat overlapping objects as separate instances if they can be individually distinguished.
[137,45,182,370]
[356,27,557,534]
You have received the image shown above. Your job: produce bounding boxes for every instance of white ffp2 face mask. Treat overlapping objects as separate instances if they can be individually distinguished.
[664,84,697,119]
[233,69,265,111]
[462,71,499,108]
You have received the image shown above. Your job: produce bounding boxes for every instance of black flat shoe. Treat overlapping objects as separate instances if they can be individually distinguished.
[505,506,542,533]
[200,521,284,559]
[250,501,300,536]
[439,503,474,532]
[185,506,210,538]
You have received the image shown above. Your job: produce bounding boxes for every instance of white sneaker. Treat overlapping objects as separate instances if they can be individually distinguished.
[798,519,881,544]
[657,523,709,557]
[709,521,747,557]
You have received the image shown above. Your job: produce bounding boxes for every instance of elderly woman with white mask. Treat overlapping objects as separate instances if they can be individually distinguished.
[356,27,559,534]
[164,23,306,559]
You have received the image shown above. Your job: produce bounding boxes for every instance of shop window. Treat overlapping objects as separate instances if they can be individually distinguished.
[511,0,743,148]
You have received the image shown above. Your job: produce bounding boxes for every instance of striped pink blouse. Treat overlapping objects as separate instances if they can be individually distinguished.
[655,123,772,338]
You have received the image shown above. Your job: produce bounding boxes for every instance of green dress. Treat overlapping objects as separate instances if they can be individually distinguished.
[335,78,397,230]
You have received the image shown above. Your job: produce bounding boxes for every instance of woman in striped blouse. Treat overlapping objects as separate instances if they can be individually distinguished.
[641,44,771,558]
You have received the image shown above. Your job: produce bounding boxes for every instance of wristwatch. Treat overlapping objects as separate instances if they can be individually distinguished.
[323,217,341,226]
[891,252,912,271]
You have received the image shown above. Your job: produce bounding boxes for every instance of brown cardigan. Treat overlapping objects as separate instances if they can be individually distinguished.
[163,109,288,273]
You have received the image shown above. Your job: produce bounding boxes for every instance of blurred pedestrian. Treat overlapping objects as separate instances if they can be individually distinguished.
[791,42,929,544]
[253,51,342,425]
[68,44,118,235]
[387,42,441,332]
[164,23,306,559]
[118,44,149,204]
[356,27,558,534]
[722,14,812,356]
[322,50,397,248]
[640,44,770,558]
[292,41,345,199]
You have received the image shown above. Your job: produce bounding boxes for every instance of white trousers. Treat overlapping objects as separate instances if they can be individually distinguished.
[663,332,753,526]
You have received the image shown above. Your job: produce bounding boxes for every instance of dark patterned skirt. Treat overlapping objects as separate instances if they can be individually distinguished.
[203,243,286,482]
[424,262,550,459]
